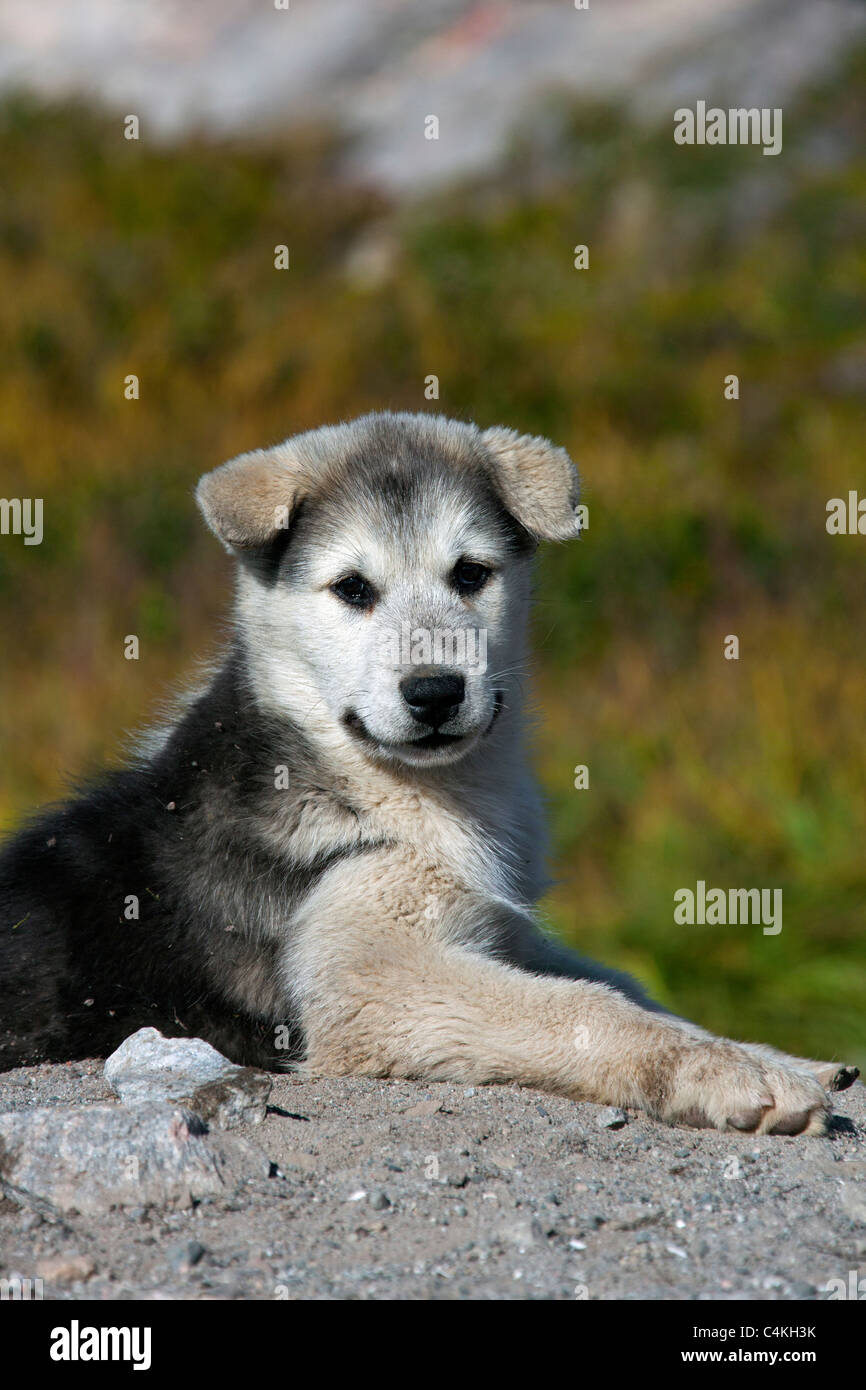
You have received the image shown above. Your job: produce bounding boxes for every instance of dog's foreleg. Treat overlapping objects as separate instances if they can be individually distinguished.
[502,922,667,1010]
[287,853,831,1135]
[506,916,859,1096]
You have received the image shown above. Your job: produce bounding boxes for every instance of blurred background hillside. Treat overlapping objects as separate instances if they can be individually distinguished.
[0,0,864,1066]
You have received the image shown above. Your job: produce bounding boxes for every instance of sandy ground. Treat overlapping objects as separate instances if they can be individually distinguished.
[1,1062,864,1301]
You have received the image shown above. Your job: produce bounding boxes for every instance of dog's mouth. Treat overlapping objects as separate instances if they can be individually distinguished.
[405,729,465,751]
[343,690,504,758]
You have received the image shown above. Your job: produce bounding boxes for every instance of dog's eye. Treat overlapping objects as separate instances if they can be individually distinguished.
[452,560,491,595]
[331,574,375,609]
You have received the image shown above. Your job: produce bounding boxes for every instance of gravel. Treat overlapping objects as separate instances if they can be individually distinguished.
[0,1061,863,1300]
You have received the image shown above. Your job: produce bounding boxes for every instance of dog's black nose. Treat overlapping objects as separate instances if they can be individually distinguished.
[400,672,465,728]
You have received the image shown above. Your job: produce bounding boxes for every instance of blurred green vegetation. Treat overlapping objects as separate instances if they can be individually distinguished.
[0,56,864,1066]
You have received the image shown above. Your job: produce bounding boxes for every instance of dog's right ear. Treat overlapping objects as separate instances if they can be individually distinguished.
[196,443,311,561]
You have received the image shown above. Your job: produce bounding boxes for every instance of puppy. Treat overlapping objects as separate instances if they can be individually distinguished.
[0,411,856,1132]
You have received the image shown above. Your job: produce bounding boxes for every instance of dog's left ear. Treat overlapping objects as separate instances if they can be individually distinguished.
[195,443,311,557]
[481,427,581,541]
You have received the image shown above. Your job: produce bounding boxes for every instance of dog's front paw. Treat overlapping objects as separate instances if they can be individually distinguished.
[810,1062,860,1093]
[665,1040,831,1136]
[737,1043,859,1095]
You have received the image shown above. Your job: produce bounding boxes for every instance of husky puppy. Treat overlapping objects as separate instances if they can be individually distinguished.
[0,412,857,1132]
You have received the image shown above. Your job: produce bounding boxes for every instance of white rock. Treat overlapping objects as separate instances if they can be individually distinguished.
[104,1027,271,1129]
[595,1106,629,1130]
[0,1103,271,1215]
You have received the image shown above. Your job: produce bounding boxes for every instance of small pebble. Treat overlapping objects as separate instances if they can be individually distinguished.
[36,1254,96,1284]
[169,1240,206,1274]
[596,1106,629,1130]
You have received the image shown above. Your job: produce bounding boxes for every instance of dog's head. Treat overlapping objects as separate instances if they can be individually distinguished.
[197,412,580,768]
